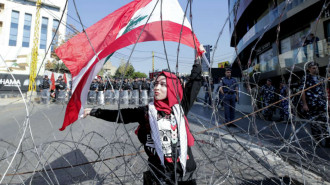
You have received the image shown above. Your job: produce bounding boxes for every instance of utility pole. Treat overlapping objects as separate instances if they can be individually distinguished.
[28,0,42,92]
[152,51,154,73]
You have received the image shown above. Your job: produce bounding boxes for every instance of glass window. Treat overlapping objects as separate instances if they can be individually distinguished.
[40,17,48,49]
[9,10,19,46]
[51,19,59,51]
[280,37,291,54]
[259,49,273,72]
[22,13,32,47]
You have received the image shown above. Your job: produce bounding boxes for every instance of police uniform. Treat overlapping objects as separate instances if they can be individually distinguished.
[260,83,275,120]
[89,81,98,104]
[300,71,329,146]
[220,76,237,123]
[55,78,67,102]
[97,81,105,105]
[132,80,141,90]
[122,81,131,90]
[279,85,289,121]
[40,76,51,104]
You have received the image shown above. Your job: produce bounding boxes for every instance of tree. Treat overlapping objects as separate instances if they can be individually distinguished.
[132,71,147,78]
[114,61,135,78]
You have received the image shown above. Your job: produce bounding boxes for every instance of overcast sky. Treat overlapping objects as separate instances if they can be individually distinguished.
[66,0,234,74]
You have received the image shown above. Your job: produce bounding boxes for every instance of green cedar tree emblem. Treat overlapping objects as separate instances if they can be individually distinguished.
[122,15,148,35]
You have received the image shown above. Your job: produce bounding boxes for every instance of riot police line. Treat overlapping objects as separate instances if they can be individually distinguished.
[87,89,154,106]
[87,76,155,106]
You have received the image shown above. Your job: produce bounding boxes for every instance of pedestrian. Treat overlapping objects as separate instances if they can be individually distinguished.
[55,75,67,103]
[260,79,275,121]
[300,61,329,147]
[219,68,238,126]
[278,81,289,122]
[39,75,51,104]
[83,59,202,184]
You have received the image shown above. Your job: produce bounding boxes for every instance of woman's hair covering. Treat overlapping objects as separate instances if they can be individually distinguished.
[154,71,194,146]
[154,72,183,114]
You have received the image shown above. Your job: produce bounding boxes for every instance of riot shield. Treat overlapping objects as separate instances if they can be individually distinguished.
[41,89,50,104]
[57,91,66,104]
[141,90,148,105]
[131,90,139,105]
[120,90,129,105]
[113,90,120,104]
[97,91,105,105]
[88,91,97,105]
[148,89,154,103]
[105,90,113,105]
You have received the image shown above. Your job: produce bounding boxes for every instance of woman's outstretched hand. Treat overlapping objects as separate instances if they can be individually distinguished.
[83,108,92,118]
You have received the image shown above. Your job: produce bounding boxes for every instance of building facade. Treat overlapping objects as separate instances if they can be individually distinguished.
[229,0,329,84]
[0,0,67,93]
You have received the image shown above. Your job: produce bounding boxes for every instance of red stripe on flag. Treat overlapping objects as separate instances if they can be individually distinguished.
[96,21,200,60]
[55,0,152,77]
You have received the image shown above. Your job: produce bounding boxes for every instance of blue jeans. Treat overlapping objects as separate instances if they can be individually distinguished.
[223,94,236,123]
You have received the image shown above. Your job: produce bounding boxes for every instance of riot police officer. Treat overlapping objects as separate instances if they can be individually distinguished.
[220,68,238,126]
[88,78,98,104]
[122,78,131,90]
[300,61,329,147]
[140,77,149,91]
[55,75,67,102]
[131,78,141,105]
[278,81,289,122]
[39,75,51,104]
[97,77,105,105]
[260,79,275,121]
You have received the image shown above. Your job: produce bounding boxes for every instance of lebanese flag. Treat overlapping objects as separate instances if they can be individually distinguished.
[50,72,55,91]
[56,0,202,131]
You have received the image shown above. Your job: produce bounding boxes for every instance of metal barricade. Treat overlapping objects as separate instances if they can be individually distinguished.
[113,90,120,104]
[88,91,97,105]
[105,90,112,105]
[131,90,139,105]
[97,91,105,105]
[120,90,129,105]
[140,90,148,105]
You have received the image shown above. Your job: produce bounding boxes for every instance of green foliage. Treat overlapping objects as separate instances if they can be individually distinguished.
[132,71,147,78]
[114,61,135,78]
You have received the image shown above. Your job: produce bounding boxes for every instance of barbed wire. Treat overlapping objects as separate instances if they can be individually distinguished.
[0,0,329,184]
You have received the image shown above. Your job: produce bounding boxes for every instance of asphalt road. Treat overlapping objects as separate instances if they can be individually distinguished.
[0,102,328,184]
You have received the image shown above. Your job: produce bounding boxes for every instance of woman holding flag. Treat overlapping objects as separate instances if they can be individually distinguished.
[84,59,202,184]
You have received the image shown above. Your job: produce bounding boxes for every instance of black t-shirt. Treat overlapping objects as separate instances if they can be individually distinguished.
[90,64,202,177]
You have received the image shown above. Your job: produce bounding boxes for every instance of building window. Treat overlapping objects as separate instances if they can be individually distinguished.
[51,19,59,51]
[22,13,32,47]
[40,17,48,49]
[0,22,3,34]
[9,10,19,46]
[0,3,4,13]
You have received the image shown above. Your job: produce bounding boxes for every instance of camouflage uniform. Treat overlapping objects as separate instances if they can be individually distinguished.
[300,74,329,145]
[279,85,289,120]
[260,84,276,120]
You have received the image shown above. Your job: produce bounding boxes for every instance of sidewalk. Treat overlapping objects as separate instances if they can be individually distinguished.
[189,101,330,183]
